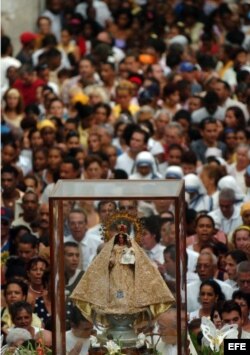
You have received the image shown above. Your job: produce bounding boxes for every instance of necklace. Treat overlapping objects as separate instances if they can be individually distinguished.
[29,285,43,294]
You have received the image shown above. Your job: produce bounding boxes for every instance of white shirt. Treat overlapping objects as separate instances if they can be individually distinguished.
[115,151,135,175]
[66,330,90,355]
[75,1,112,27]
[144,243,165,264]
[208,205,242,235]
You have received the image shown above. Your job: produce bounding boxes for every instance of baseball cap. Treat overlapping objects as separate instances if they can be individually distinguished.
[1,207,13,223]
[20,32,38,45]
[179,61,196,73]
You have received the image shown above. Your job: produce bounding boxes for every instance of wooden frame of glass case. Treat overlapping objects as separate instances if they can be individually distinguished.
[49,179,187,354]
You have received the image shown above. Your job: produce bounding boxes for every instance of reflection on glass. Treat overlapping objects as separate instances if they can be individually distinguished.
[50,181,186,354]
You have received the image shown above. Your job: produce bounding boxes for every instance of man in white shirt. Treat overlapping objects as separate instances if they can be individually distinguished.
[64,209,100,271]
[187,253,233,312]
[208,188,242,235]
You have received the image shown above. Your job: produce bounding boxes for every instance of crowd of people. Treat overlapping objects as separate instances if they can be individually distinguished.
[1,0,250,353]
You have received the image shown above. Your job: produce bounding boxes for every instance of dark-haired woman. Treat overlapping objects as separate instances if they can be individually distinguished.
[189,280,225,322]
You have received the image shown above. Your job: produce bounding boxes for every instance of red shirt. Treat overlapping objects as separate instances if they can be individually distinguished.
[12,78,45,107]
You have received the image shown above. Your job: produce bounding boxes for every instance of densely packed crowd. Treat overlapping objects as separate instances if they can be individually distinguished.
[1,0,250,354]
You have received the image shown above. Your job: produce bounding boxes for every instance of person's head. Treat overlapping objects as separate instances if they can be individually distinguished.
[97,201,117,222]
[210,302,224,329]
[48,98,64,118]
[1,142,19,166]
[164,122,183,146]
[1,165,19,195]
[237,261,250,294]
[87,132,101,153]
[141,216,161,251]
[21,191,39,221]
[235,144,250,169]
[195,215,215,244]
[114,233,128,246]
[241,202,250,226]
[66,131,80,150]
[79,56,96,81]
[129,128,149,155]
[17,233,39,263]
[68,209,88,242]
[37,16,51,35]
[232,290,250,321]
[115,82,134,110]
[60,157,80,179]
[28,129,43,149]
[64,118,78,137]
[100,62,116,84]
[168,144,183,166]
[164,245,176,277]
[199,164,224,192]
[93,102,111,125]
[199,280,225,311]
[18,64,36,85]
[232,225,250,252]
[181,150,197,175]
[224,106,246,130]
[26,256,49,288]
[225,250,248,281]
[70,306,93,338]
[160,220,175,246]
[9,301,33,330]
[47,146,63,172]
[220,300,242,329]
[118,200,138,215]
[103,145,118,170]
[154,110,170,134]
[33,147,48,172]
[188,95,203,113]
[157,308,177,345]
[64,242,80,274]
[4,278,28,306]
[196,252,217,281]
[200,117,218,145]
[37,119,56,147]
[3,88,24,114]
[214,79,231,103]
[218,188,235,219]
[83,155,103,179]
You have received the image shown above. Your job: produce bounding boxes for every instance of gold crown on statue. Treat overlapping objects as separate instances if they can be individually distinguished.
[100,211,142,244]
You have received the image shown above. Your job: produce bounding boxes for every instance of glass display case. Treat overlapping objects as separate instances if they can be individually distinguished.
[49,179,187,354]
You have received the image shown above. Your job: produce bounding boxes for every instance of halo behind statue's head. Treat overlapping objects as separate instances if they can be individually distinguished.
[100,211,143,244]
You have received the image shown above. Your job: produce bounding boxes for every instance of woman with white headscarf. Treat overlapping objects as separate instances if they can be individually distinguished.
[184,173,213,212]
[218,175,245,205]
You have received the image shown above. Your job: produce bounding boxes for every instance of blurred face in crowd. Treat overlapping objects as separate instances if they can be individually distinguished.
[60,163,79,179]
[195,216,214,244]
[49,100,64,118]
[64,245,80,273]
[129,132,146,154]
[39,203,49,230]
[48,148,62,171]
[196,254,215,281]
[12,308,32,330]
[237,272,250,294]
[85,161,102,179]
[22,193,39,220]
[1,172,17,195]
[201,122,218,145]
[221,310,242,328]
[199,284,218,312]
[219,198,234,219]
[234,229,250,251]
[225,255,237,280]
[5,283,26,306]
[27,261,47,287]
[68,212,87,242]
[17,243,37,263]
